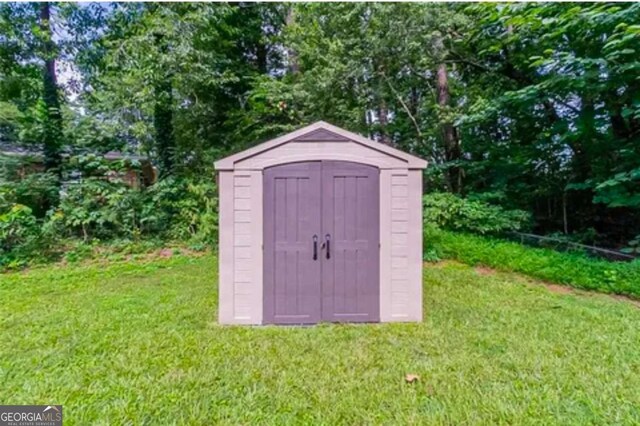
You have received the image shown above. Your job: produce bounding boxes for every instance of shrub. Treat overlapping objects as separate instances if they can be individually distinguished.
[55,178,144,241]
[0,204,41,268]
[141,177,218,245]
[622,235,640,255]
[0,152,219,269]
[169,180,218,245]
[0,165,59,218]
[425,227,640,297]
[54,176,219,246]
[423,192,530,234]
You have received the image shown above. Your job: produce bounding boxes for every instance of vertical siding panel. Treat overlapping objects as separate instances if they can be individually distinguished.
[232,174,249,321]
[297,177,309,242]
[250,171,263,323]
[273,177,285,316]
[334,177,345,240]
[224,171,263,324]
[345,177,357,241]
[275,179,286,240]
[389,169,412,321]
[274,250,286,316]
[344,177,357,311]
[407,170,423,321]
[379,169,393,321]
[284,178,297,314]
[333,176,344,314]
[218,171,235,324]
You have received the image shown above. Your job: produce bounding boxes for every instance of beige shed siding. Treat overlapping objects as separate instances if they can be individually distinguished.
[378,170,393,321]
[388,171,419,321]
[219,171,263,324]
[407,170,423,321]
[378,168,422,322]
[217,171,235,323]
[216,122,426,325]
[234,141,409,170]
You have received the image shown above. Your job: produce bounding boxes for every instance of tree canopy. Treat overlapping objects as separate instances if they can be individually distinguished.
[1,2,639,249]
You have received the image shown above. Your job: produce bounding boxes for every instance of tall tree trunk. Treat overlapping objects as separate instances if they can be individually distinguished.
[436,63,462,193]
[153,33,175,176]
[154,80,174,175]
[255,5,268,75]
[375,61,391,146]
[377,99,391,145]
[571,97,595,182]
[40,2,63,175]
[256,42,268,74]
[285,7,299,75]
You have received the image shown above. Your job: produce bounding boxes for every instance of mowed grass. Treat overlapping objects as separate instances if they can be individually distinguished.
[2,256,640,424]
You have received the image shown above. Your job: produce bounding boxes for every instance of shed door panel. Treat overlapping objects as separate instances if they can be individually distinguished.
[263,162,322,324]
[263,160,380,325]
[321,161,380,322]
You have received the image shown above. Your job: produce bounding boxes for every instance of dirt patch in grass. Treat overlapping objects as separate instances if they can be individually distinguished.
[610,294,640,309]
[4,247,210,276]
[543,283,573,295]
[474,266,496,276]
[427,259,640,310]
[519,276,640,309]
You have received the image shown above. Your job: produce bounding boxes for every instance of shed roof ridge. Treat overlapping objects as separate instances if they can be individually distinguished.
[214,121,428,170]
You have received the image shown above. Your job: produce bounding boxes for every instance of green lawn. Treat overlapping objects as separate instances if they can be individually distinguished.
[2,255,640,424]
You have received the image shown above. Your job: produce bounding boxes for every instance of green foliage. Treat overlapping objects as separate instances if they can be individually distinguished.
[63,240,97,263]
[79,3,284,175]
[622,236,640,255]
[593,168,640,208]
[426,228,640,297]
[0,150,218,269]
[0,203,41,268]
[545,228,599,246]
[422,246,441,263]
[0,160,59,217]
[55,178,142,240]
[52,176,218,246]
[143,178,218,245]
[462,3,640,238]
[173,180,218,245]
[423,192,530,235]
[2,2,640,266]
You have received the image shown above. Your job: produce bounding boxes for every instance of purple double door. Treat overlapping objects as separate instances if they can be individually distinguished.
[263,161,380,324]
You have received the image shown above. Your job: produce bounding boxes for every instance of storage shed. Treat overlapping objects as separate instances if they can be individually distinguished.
[214,121,427,325]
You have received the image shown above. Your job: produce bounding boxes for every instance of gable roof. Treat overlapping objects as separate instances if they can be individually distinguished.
[214,121,428,170]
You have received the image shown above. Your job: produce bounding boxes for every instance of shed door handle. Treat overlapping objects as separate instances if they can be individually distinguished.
[325,234,331,260]
[312,235,318,260]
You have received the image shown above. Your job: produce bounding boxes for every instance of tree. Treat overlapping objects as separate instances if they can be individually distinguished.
[460,2,640,241]
[38,2,63,174]
[151,31,175,176]
[77,3,286,175]
[1,2,638,248]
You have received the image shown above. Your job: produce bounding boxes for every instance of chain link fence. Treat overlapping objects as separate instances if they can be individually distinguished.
[506,232,637,262]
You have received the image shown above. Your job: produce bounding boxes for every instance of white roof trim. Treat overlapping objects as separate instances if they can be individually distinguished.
[214,121,428,170]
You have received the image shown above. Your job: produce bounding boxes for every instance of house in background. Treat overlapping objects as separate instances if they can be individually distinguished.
[0,142,157,188]
[102,151,157,188]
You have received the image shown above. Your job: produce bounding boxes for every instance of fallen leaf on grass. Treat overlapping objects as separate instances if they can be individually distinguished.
[405,374,420,383]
